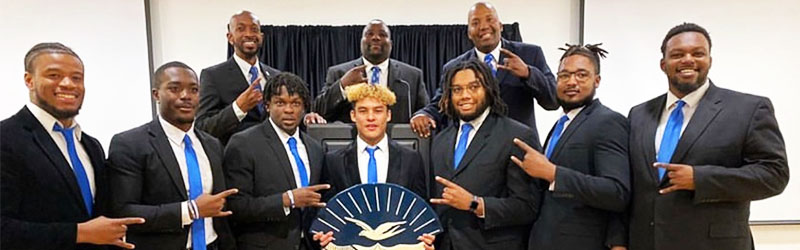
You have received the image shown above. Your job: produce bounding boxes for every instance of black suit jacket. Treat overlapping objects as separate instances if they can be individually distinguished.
[417,39,558,143]
[430,113,540,250]
[529,100,630,250]
[197,57,281,144]
[106,120,235,250]
[627,83,789,250]
[224,121,324,250]
[1,107,110,250]
[314,58,429,123]
[321,139,427,200]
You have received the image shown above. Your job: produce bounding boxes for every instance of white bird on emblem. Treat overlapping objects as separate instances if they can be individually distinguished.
[344,217,407,241]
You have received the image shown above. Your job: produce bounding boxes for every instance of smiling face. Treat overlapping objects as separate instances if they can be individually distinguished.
[351,97,390,146]
[467,3,503,53]
[227,12,263,60]
[450,69,488,122]
[25,52,85,125]
[661,31,712,98]
[360,21,392,64]
[556,55,600,111]
[154,67,199,131]
[267,86,305,135]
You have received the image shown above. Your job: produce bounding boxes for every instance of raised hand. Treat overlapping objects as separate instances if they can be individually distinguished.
[195,188,238,218]
[76,216,146,249]
[288,184,331,208]
[235,77,264,112]
[497,48,530,79]
[341,65,368,88]
[510,138,556,182]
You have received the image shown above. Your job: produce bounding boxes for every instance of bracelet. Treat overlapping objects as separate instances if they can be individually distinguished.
[287,190,296,208]
[187,201,196,220]
[190,199,200,220]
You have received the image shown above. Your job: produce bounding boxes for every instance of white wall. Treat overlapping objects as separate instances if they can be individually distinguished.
[0,0,152,150]
[584,0,800,249]
[149,0,579,139]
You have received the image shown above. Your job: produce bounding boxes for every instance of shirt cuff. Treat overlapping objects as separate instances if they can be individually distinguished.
[549,180,556,191]
[283,206,291,216]
[232,103,247,121]
[411,113,430,120]
[181,201,192,226]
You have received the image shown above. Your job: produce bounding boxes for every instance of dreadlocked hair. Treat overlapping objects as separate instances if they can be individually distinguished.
[558,43,608,74]
[438,59,508,121]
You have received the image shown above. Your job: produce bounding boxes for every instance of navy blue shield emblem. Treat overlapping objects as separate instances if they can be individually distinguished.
[310,183,442,249]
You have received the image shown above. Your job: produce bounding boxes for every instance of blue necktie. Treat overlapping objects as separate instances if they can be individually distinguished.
[657,100,686,180]
[183,135,206,250]
[53,124,93,216]
[453,123,473,169]
[370,66,381,85]
[366,147,378,183]
[249,66,265,114]
[287,137,309,187]
[545,115,570,159]
[484,54,497,77]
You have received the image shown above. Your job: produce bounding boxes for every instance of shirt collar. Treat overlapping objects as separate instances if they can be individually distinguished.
[563,106,585,121]
[233,53,262,77]
[362,57,389,73]
[459,107,491,131]
[665,78,710,111]
[269,117,300,144]
[158,116,197,146]
[474,40,502,64]
[26,102,82,140]
[357,133,389,154]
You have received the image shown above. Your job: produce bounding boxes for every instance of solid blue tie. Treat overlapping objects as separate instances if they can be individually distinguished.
[545,115,570,159]
[484,54,497,77]
[53,124,93,216]
[183,135,206,250]
[657,100,686,180]
[287,137,309,187]
[370,66,381,85]
[366,147,378,183]
[249,66,265,114]
[453,123,473,169]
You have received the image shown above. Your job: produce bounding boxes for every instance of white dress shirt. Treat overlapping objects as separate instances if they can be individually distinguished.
[232,53,270,121]
[548,106,585,191]
[158,117,217,247]
[27,102,95,198]
[654,80,710,153]
[455,107,491,151]
[474,40,502,72]
[356,134,390,184]
[339,57,390,98]
[268,119,312,215]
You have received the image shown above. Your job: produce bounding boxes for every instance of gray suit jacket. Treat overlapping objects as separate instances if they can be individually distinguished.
[224,120,324,250]
[197,57,281,145]
[627,82,789,250]
[314,58,429,123]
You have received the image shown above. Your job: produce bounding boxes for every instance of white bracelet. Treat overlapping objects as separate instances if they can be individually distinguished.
[287,190,296,208]
[190,199,200,220]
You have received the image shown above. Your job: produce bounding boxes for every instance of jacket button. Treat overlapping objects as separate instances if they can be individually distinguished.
[649,221,655,226]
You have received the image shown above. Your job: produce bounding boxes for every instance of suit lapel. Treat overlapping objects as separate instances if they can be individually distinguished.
[671,83,723,164]
[197,129,225,193]
[148,121,189,199]
[439,126,457,179]
[262,123,299,188]
[641,95,666,185]
[386,140,403,185]
[454,115,496,177]
[551,100,599,160]
[496,39,511,84]
[301,132,322,185]
[343,142,361,186]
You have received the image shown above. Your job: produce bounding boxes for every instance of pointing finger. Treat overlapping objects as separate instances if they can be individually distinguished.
[112,217,146,226]
[659,185,678,194]
[435,176,459,189]
[510,155,524,168]
[307,184,331,191]
[214,188,239,198]
[500,48,518,58]
[512,138,536,153]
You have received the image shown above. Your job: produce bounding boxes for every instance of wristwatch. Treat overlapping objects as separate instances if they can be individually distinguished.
[469,195,479,213]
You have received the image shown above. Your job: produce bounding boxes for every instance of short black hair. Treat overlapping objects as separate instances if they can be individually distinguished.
[263,72,311,111]
[363,19,391,38]
[559,43,608,74]
[24,42,82,73]
[152,61,196,88]
[661,22,712,57]
[438,59,507,120]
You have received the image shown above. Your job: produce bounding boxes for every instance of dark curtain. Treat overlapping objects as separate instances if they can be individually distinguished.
[227,23,522,98]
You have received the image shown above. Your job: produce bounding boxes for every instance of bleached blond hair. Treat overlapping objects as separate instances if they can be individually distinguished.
[344,83,396,106]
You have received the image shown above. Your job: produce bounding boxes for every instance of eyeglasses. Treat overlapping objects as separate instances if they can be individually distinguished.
[557,70,592,82]
[451,82,483,95]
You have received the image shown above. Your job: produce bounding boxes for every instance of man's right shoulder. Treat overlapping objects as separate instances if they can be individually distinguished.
[203,59,233,72]
[327,58,359,72]
[443,50,473,70]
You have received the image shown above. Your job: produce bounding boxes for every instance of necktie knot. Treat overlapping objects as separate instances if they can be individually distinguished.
[461,123,474,134]
[453,123,474,169]
[287,137,297,147]
[53,123,93,216]
[366,146,378,155]
[484,54,497,77]
[674,100,686,110]
[183,134,193,147]
[249,66,259,82]
[558,115,570,124]
[545,115,570,159]
[52,123,74,135]
[370,66,381,85]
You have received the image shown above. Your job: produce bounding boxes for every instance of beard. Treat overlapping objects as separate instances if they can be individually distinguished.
[35,92,80,120]
[668,71,708,96]
[557,88,596,111]
[234,41,260,59]
[456,100,489,122]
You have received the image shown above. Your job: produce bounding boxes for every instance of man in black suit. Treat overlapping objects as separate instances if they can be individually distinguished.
[411,2,558,141]
[627,23,789,250]
[107,62,239,250]
[0,42,144,250]
[428,60,539,250]
[225,72,330,250]
[315,19,429,123]
[510,44,630,250]
[312,83,434,249]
